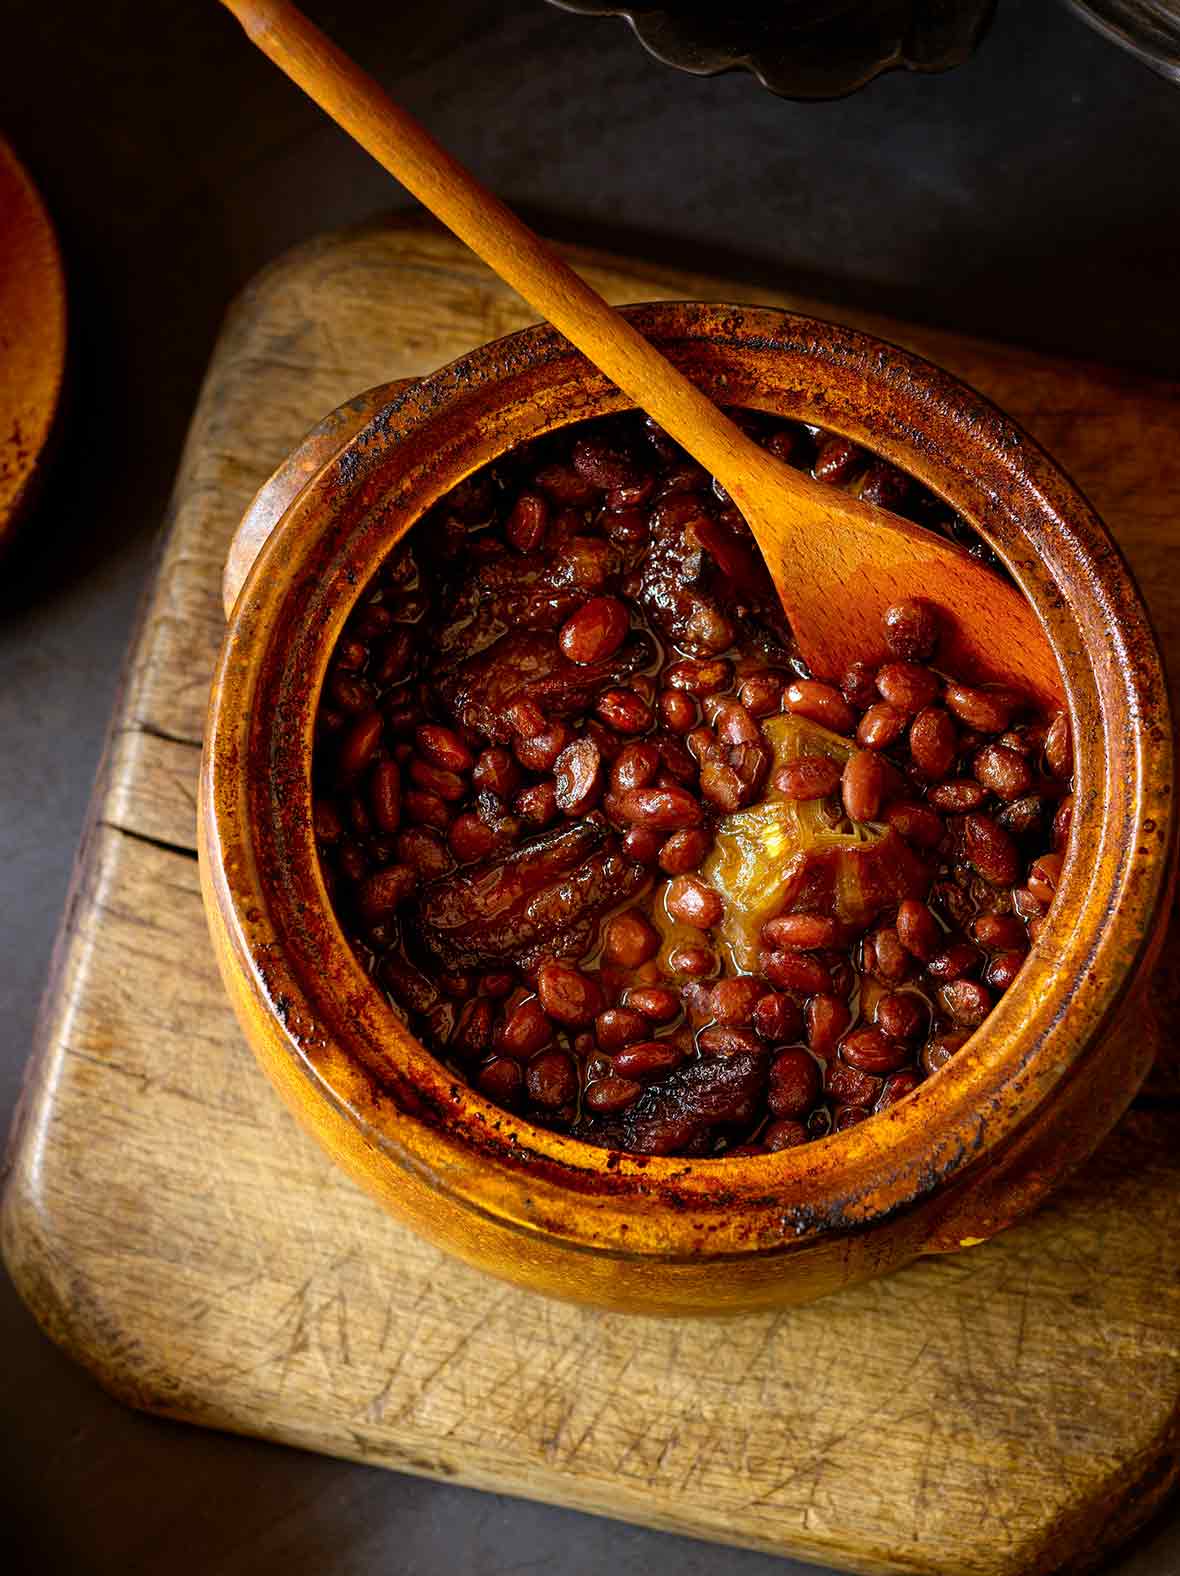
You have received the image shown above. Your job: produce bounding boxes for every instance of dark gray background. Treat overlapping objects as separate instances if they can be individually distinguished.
[2,2,1178,1572]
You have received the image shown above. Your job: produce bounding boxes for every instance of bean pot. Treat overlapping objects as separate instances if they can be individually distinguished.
[199,303,1174,1317]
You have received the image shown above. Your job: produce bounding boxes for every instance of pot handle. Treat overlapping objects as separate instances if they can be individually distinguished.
[222,380,413,619]
[919,991,1161,1255]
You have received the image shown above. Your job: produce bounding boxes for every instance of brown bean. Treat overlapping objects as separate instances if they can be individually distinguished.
[825,1062,881,1107]
[698,1025,763,1056]
[841,1027,909,1074]
[659,689,698,734]
[891,900,938,964]
[885,801,945,849]
[746,992,799,1044]
[768,1048,821,1118]
[499,998,554,1059]
[738,671,785,717]
[595,1007,649,1050]
[666,875,723,929]
[922,1030,971,1075]
[447,813,499,863]
[340,710,385,776]
[612,1041,686,1080]
[625,985,682,1023]
[656,826,710,876]
[668,944,715,977]
[706,976,763,1026]
[452,1000,494,1058]
[595,688,652,734]
[514,721,574,773]
[394,826,452,879]
[878,1069,920,1109]
[805,993,852,1056]
[1043,710,1072,778]
[1012,885,1049,922]
[857,702,908,750]
[409,758,466,802]
[553,738,603,815]
[713,701,760,746]
[506,698,546,738]
[944,683,1015,732]
[882,599,939,661]
[525,1049,577,1109]
[986,951,1025,992]
[330,671,375,715]
[972,912,1029,951]
[603,908,661,968]
[763,1119,808,1151]
[909,706,957,778]
[784,680,855,734]
[939,978,992,1027]
[369,760,402,834]
[584,1076,643,1114]
[864,926,910,985]
[814,433,864,485]
[665,658,733,695]
[610,742,660,794]
[514,780,559,827]
[505,490,549,552]
[973,744,1032,802]
[313,798,344,843]
[617,786,703,830]
[1027,851,1064,905]
[965,812,1021,886]
[415,723,474,774]
[928,779,988,813]
[840,661,879,710]
[558,596,630,665]
[537,961,605,1026]
[1052,795,1074,852]
[876,662,940,715]
[762,913,843,951]
[472,746,521,800]
[763,951,831,994]
[477,1056,524,1108]
[358,864,417,921]
[403,789,451,831]
[842,748,885,821]
[875,991,926,1041]
[621,824,662,864]
[773,756,842,802]
[926,942,981,982]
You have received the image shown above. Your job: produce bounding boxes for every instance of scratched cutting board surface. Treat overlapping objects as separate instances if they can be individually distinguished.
[4,221,1180,1576]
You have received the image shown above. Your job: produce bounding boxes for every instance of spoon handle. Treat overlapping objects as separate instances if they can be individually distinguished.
[219,0,775,490]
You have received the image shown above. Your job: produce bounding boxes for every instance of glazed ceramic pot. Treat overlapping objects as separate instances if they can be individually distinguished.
[199,303,1174,1316]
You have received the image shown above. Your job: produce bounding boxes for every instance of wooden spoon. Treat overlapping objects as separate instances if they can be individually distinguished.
[219,0,1061,705]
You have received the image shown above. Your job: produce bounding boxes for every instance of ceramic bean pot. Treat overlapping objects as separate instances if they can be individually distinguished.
[199,303,1174,1316]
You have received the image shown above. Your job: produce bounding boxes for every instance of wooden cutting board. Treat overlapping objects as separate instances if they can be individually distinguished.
[5,220,1180,1576]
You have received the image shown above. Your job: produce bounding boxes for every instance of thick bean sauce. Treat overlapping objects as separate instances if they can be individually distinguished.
[312,411,1071,1158]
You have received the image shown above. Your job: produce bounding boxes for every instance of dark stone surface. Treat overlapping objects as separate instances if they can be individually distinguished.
[2,2,1178,1571]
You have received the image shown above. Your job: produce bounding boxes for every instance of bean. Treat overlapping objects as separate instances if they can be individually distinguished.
[768,1048,821,1118]
[595,1007,649,1051]
[409,758,466,802]
[698,1025,763,1056]
[625,985,682,1023]
[876,662,940,715]
[763,950,831,995]
[526,1049,577,1109]
[659,689,698,733]
[1045,711,1073,778]
[554,738,603,815]
[972,912,1029,951]
[477,1056,524,1108]
[986,951,1025,992]
[1027,851,1064,904]
[1052,795,1074,851]
[583,1076,643,1114]
[613,1041,686,1080]
[928,779,988,812]
[665,658,733,695]
[452,999,494,1059]
[404,789,451,831]
[805,993,852,1056]
[874,991,926,1041]
[999,798,1050,844]
[330,671,375,714]
[973,743,1031,800]
[939,979,993,1027]
[337,839,368,883]
[814,433,864,485]
[514,780,559,827]
[825,1062,881,1107]
[334,637,367,672]
[885,801,945,849]
[501,998,554,1059]
[742,991,799,1044]
[505,491,549,552]
[944,683,1014,732]
[773,755,842,801]
[841,1027,909,1074]
[369,761,402,834]
[611,742,661,794]
[861,460,911,511]
[842,749,885,821]
[313,798,344,843]
[340,710,384,776]
[841,661,879,710]
[709,977,765,1025]
[472,746,522,800]
[604,507,649,546]
[617,786,703,830]
[506,698,546,738]
[622,824,662,864]
[922,1030,971,1075]
[514,721,574,773]
[371,629,414,686]
[878,1070,920,1109]
[595,688,651,734]
[713,701,760,746]
[656,827,709,876]
[926,942,981,982]
[864,926,910,985]
[537,961,605,1026]
[448,813,500,863]
[857,702,908,750]
[558,596,630,665]
[1013,886,1049,922]
[666,875,724,929]
[784,680,855,734]
[416,724,474,774]
[395,825,452,879]
[358,864,417,921]
[738,671,785,717]
[764,1119,808,1151]
[668,944,715,977]
[762,913,843,951]
[603,909,661,968]
[882,599,939,661]
[896,899,941,962]
[965,813,1021,886]
[909,707,957,778]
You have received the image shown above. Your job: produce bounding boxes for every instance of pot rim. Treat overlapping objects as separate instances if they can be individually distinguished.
[203,301,1175,1260]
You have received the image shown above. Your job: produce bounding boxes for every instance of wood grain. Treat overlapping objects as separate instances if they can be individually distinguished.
[5,220,1180,1576]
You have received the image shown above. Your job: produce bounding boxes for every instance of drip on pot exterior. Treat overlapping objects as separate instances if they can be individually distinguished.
[311,410,1072,1160]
